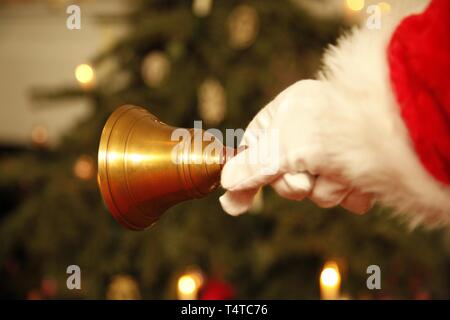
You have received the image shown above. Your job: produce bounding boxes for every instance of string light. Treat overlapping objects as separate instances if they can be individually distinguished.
[75,63,95,86]
[73,155,95,180]
[192,0,213,17]
[228,4,259,49]
[346,0,365,12]
[378,2,391,14]
[141,51,171,88]
[106,275,141,300]
[197,78,226,126]
[177,268,204,300]
[31,125,48,146]
[178,276,196,295]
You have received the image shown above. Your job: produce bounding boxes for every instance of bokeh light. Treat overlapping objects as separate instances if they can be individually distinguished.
[346,0,365,11]
[31,125,48,146]
[75,63,95,85]
[320,261,341,288]
[178,275,197,296]
[73,155,95,180]
[378,2,391,14]
[177,269,204,300]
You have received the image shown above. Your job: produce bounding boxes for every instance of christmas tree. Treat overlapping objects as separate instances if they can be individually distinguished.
[1,0,449,299]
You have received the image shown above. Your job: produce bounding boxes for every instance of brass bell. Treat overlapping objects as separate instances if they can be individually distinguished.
[97,105,234,231]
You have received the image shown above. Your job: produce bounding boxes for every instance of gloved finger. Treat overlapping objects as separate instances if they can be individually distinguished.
[271,172,314,201]
[221,137,282,191]
[219,189,259,216]
[340,190,374,214]
[309,175,350,208]
[240,101,276,147]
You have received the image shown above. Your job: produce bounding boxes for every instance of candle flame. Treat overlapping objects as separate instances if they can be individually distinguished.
[320,261,341,288]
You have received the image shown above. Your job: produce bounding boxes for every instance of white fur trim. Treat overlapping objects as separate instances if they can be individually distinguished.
[318,0,450,227]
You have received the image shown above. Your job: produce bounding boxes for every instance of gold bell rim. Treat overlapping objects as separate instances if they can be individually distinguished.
[97,105,152,231]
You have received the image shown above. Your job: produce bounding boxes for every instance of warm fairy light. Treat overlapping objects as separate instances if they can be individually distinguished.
[31,125,48,146]
[378,2,391,14]
[346,0,365,11]
[198,78,226,126]
[178,275,197,296]
[74,155,95,180]
[106,274,141,300]
[192,0,213,17]
[320,261,341,300]
[177,269,204,300]
[228,4,259,49]
[141,52,170,88]
[75,63,95,85]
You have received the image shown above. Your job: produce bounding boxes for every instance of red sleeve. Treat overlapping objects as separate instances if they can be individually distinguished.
[388,0,450,186]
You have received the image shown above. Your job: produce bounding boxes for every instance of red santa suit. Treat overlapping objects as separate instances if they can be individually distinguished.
[389,0,450,186]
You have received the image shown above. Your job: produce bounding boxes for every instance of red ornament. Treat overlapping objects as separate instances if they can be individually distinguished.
[26,289,43,300]
[199,278,234,300]
[41,278,58,298]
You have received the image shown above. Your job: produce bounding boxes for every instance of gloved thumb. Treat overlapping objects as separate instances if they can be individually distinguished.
[219,189,259,216]
[221,140,282,191]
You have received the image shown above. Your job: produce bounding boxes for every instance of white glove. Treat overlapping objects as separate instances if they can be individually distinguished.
[219,80,374,216]
[217,2,450,226]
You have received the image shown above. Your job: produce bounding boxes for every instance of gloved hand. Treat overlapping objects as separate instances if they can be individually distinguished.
[219,80,374,216]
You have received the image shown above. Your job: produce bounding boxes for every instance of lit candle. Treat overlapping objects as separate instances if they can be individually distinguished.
[320,261,341,300]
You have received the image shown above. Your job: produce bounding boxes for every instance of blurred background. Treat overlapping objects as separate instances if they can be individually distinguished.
[1,0,450,300]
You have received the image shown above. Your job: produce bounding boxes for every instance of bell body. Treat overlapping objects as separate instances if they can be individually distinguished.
[98,105,228,230]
